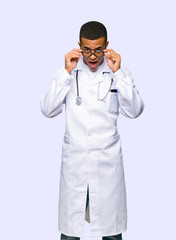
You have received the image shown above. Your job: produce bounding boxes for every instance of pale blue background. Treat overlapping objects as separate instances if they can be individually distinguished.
[0,0,176,240]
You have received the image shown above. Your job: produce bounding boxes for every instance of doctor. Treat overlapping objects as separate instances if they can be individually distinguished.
[40,21,144,240]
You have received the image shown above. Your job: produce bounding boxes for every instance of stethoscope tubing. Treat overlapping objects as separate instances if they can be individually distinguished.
[76,70,79,97]
[75,70,113,105]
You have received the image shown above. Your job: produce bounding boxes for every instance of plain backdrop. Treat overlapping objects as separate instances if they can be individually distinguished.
[0,0,176,240]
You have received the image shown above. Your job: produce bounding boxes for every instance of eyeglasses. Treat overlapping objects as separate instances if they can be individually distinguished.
[82,49,104,57]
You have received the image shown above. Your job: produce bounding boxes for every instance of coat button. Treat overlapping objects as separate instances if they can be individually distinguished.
[88,131,92,136]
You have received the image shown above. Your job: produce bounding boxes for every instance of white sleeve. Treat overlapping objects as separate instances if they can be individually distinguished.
[40,66,74,118]
[112,67,144,118]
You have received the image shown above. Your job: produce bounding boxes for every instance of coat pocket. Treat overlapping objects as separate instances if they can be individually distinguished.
[61,135,72,165]
[104,134,123,168]
[105,91,119,114]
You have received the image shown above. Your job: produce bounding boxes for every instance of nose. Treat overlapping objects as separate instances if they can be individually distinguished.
[89,51,97,60]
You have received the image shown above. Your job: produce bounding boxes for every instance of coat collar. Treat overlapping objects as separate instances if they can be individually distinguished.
[72,56,113,85]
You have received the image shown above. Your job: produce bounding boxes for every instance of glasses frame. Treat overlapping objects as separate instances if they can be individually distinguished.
[81,49,104,58]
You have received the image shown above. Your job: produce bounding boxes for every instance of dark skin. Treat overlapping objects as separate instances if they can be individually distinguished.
[78,37,109,72]
[65,37,121,74]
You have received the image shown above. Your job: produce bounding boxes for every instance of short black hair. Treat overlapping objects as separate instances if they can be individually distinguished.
[79,21,107,43]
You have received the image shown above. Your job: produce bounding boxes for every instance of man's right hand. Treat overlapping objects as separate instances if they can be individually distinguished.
[65,49,82,74]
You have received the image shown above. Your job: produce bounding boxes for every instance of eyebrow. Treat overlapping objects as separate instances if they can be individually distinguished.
[83,46,103,50]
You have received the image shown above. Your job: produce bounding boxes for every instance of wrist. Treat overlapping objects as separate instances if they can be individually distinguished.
[112,68,125,79]
[65,67,71,74]
[113,67,120,73]
[113,63,121,73]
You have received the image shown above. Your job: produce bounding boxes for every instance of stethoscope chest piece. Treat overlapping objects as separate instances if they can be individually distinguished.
[76,96,82,105]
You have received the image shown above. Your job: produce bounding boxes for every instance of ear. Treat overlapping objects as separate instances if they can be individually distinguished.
[78,41,81,48]
[105,41,109,48]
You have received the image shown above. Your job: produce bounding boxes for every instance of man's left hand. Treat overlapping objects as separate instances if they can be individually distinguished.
[104,49,121,73]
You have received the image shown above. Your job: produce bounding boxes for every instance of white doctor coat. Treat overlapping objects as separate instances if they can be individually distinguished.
[40,56,144,238]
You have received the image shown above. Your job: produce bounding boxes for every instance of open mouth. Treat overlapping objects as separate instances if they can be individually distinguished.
[89,61,98,68]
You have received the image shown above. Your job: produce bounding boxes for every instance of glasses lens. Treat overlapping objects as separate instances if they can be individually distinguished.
[94,51,104,57]
[82,51,91,57]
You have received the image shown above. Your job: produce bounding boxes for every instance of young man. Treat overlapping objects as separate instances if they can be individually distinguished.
[40,21,144,240]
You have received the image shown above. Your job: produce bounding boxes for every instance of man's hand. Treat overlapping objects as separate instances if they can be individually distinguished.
[103,49,121,73]
[65,49,82,74]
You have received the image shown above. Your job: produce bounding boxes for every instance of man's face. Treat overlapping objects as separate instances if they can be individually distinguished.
[78,37,109,72]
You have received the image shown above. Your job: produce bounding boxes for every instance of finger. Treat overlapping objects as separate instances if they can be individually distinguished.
[107,52,113,60]
[108,55,120,64]
[106,50,121,60]
[104,53,110,61]
[67,52,81,60]
[66,49,80,57]
[104,51,110,58]
[105,49,116,53]
[105,49,119,56]
[71,49,82,56]
[104,49,113,59]
[72,48,81,52]
[72,49,82,55]
[72,53,81,59]
[72,49,81,54]
[104,49,113,53]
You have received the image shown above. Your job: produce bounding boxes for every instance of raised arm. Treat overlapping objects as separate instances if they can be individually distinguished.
[104,49,144,118]
[40,67,74,118]
[113,67,144,118]
[40,49,82,118]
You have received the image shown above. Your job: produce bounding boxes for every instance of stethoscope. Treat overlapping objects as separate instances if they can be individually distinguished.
[76,70,82,105]
[75,70,113,105]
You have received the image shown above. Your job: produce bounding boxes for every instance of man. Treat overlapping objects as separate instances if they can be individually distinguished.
[40,21,144,240]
